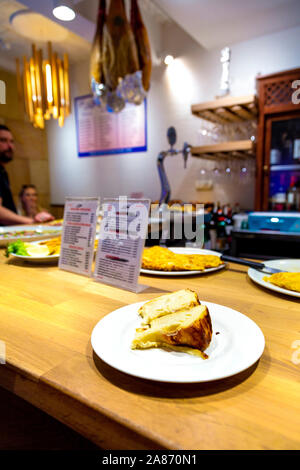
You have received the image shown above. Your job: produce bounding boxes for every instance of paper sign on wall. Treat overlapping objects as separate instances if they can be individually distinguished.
[94,197,150,292]
[59,197,99,276]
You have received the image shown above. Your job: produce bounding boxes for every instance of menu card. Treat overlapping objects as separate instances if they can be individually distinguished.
[75,95,147,157]
[94,197,150,292]
[59,197,99,276]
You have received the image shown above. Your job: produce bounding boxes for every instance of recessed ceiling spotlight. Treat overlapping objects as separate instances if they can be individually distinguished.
[164,54,174,66]
[53,0,76,22]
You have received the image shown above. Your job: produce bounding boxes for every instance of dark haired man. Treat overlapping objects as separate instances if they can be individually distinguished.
[0,124,53,225]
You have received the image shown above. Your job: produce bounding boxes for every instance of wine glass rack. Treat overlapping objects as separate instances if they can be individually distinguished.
[191,94,258,160]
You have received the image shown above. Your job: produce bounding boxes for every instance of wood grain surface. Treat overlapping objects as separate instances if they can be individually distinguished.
[0,247,299,450]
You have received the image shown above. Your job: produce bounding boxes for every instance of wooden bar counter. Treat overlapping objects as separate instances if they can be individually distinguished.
[0,247,299,450]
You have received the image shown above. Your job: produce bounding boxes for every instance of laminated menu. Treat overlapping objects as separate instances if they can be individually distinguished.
[59,197,99,276]
[94,197,150,292]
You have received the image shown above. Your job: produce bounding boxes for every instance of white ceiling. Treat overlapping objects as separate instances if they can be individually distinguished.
[154,0,300,49]
[1,0,300,73]
[74,0,300,49]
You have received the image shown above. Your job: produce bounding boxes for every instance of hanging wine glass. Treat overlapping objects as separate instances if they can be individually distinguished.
[224,159,233,181]
[200,167,207,176]
[197,123,213,145]
[215,160,227,184]
[250,121,257,143]
[224,122,236,141]
[211,124,222,143]
[211,163,222,182]
[225,165,232,176]
[230,159,240,179]
[239,159,254,185]
[239,163,248,184]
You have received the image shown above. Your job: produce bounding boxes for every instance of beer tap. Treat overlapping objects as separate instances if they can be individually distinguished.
[157,127,191,206]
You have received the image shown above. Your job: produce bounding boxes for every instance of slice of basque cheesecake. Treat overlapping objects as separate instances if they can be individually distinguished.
[132,291,212,359]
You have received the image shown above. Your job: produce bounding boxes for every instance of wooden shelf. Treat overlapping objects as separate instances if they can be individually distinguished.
[191,94,258,124]
[191,139,255,160]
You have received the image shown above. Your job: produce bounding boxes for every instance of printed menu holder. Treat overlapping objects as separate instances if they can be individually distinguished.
[94,197,150,293]
[59,197,99,276]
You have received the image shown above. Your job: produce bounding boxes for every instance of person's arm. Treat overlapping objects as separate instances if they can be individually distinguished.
[0,202,34,225]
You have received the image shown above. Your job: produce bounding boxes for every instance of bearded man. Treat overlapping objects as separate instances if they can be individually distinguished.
[0,124,53,225]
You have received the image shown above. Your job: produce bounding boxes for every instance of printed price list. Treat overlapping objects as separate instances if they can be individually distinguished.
[59,197,99,276]
[94,197,150,292]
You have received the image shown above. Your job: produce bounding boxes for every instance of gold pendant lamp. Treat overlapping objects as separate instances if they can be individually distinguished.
[16,41,71,129]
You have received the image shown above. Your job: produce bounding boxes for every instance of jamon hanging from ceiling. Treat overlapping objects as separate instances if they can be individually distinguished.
[90,0,106,86]
[103,0,139,91]
[130,0,152,92]
[90,0,152,112]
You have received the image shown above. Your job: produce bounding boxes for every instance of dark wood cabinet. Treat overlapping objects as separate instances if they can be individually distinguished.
[256,68,300,210]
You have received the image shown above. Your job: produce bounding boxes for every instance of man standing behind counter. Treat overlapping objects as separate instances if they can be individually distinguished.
[0,124,54,225]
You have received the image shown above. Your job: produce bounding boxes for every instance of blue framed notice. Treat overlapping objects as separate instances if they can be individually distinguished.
[74,94,147,157]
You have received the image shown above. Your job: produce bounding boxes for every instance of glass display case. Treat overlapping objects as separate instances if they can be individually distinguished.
[256,68,300,211]
[268,116,300,211]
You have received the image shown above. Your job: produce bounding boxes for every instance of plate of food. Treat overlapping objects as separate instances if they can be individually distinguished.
[248,259,300,298]
[6,237,61,263]
[0,224,62,247]
[6,236,100,264]
[91,289,265,383]
[140,246,225,276]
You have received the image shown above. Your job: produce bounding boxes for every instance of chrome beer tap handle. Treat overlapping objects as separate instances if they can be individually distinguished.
[157,127,191,206]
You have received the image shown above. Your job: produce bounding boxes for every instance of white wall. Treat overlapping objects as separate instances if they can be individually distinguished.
[47,20,300,210]
[160,23,300,209]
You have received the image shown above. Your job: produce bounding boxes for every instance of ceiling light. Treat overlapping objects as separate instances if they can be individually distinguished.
[53,1,76,22]
[164,55,174,66]
[16,42,71,129]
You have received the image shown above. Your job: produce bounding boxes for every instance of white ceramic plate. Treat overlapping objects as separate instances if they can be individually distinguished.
[140,247,225,276]
[9,239,60,264]
[0,224,61,247]
[91,300,265,383]
[248,259,300,298]
[9,238,100,264]
[10,252,59,264]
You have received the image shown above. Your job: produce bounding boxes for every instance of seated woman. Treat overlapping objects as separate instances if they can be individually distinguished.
[18,184,55,223]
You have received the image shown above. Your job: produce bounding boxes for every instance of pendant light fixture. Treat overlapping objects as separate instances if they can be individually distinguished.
[52,0,76,22]
[16,42,71,129]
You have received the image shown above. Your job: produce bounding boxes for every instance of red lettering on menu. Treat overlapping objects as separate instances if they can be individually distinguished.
[70,208,91,211]
[67,223,91,227]
[69,245,84,250]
